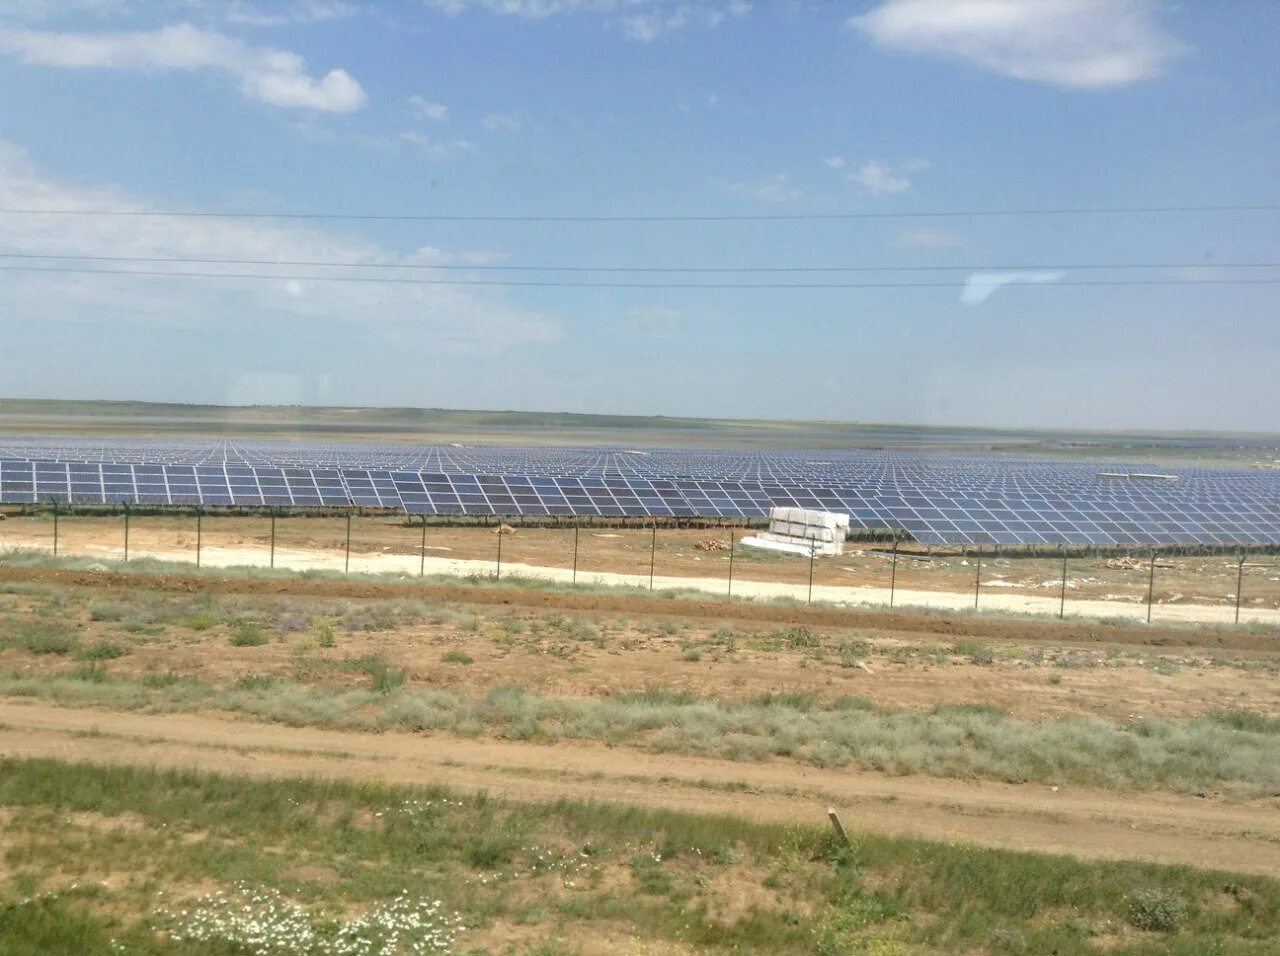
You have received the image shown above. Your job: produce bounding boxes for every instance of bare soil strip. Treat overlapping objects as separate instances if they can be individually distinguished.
[2,700,1277,878]
[7,526,1278,627]
[0,563,1274,652]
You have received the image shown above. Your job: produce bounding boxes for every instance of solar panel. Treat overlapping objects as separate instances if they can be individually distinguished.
[2,437,1279,546]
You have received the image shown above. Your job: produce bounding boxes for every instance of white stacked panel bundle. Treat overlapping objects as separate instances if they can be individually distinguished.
[755,506,849,557]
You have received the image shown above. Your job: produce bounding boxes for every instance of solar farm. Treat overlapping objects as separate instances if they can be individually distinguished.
[3,436,1280,547]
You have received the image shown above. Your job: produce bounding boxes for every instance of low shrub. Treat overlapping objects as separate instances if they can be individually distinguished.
[87,602,128,622]
[365,658,407,693]
[313,620,336,648]
[233,674,280,691]
[9,622,76,655]
[229,625,268,647]
[781,626,820,649]
[78,639,128,661]
[1126,887,1185,932]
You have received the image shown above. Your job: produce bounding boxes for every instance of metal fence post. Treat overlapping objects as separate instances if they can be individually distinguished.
[572,521,580,586]
[1059,548,1067,619]
[52,501,58,557]
[495,522,503,580]
[1235,552,1246,625]
[727,527,735,599]
[123,503,130,563]
[345,511,352,574]
[808,540,816,605]
[196,508,202,569]
[649,522,657,591]
[889,534,900,609]
[420,516,427,577]
[973,546,982,610]
[270,510,276,569]
[1146,549,1157,624]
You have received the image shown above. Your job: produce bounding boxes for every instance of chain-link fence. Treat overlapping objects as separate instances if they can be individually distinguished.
[1,509,1277,628]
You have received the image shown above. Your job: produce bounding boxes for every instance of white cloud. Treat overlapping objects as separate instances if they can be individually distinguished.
[408,94,449,122]
[424,0,749,41]
[480,112,524,132]
[0,23,367,111]
[620,3,749,40]
[823,155,845,169]
[224,1,361,26]
[897,226,961,248]
[619,9,686,42]
[850,160,921,195]
[960,271,1062,304]
[423,1,643,17]
[628,306,682,334]
[0,0,132,21]
[728,173,802,204]
[0,140,558,348]
[851,0,1182,89]
[398,130,476,158]
[407,246,510,266]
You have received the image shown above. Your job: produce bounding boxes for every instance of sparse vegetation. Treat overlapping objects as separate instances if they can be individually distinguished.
[1126,887,1186,933]
[78,639,128,661]
[229,624,268,647]
[364,657,407,693]
[314,620,336,648]
[2,666,1278,794]
[0,758,1275,955]
[0,556,1278,953]
[3,621,76,655]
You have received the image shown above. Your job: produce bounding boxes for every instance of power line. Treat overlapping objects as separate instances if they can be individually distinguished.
[3,263,1279,290]
[1,252,1278,274]
[0,202,1277,223]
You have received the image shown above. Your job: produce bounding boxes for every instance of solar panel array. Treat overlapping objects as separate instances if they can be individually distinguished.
[2,437,1279,547]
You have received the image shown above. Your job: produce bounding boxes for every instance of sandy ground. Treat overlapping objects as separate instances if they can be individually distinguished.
[8,515,1280,607]
[2,518,1278,627]
[2,700,1277,878]
[4,572,1275,720]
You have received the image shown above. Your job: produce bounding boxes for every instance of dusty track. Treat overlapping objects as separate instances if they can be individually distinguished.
[1,699,1277,877]
[0,563,1275,652]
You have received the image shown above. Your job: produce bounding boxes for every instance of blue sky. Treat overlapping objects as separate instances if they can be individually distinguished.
[0,0,1277,431]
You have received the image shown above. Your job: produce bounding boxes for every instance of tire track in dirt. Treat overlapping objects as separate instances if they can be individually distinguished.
[0,564,1272,652]
[2,700,1278,877]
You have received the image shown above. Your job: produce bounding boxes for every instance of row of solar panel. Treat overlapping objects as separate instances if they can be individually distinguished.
[2,460,1269,504]
[2,469,1276,515]
[3,476,1279,546]
[5,443,1275,485]
[0,447,1254,477]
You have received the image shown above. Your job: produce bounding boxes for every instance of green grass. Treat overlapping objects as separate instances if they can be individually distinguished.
[441,649,474,666]
[0,757,1278,954]
[4,670,1280,796]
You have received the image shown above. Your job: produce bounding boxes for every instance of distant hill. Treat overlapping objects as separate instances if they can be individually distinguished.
[0,398,1274,463]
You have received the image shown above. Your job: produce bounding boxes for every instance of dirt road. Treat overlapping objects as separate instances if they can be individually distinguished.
[3,699,1277,878]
